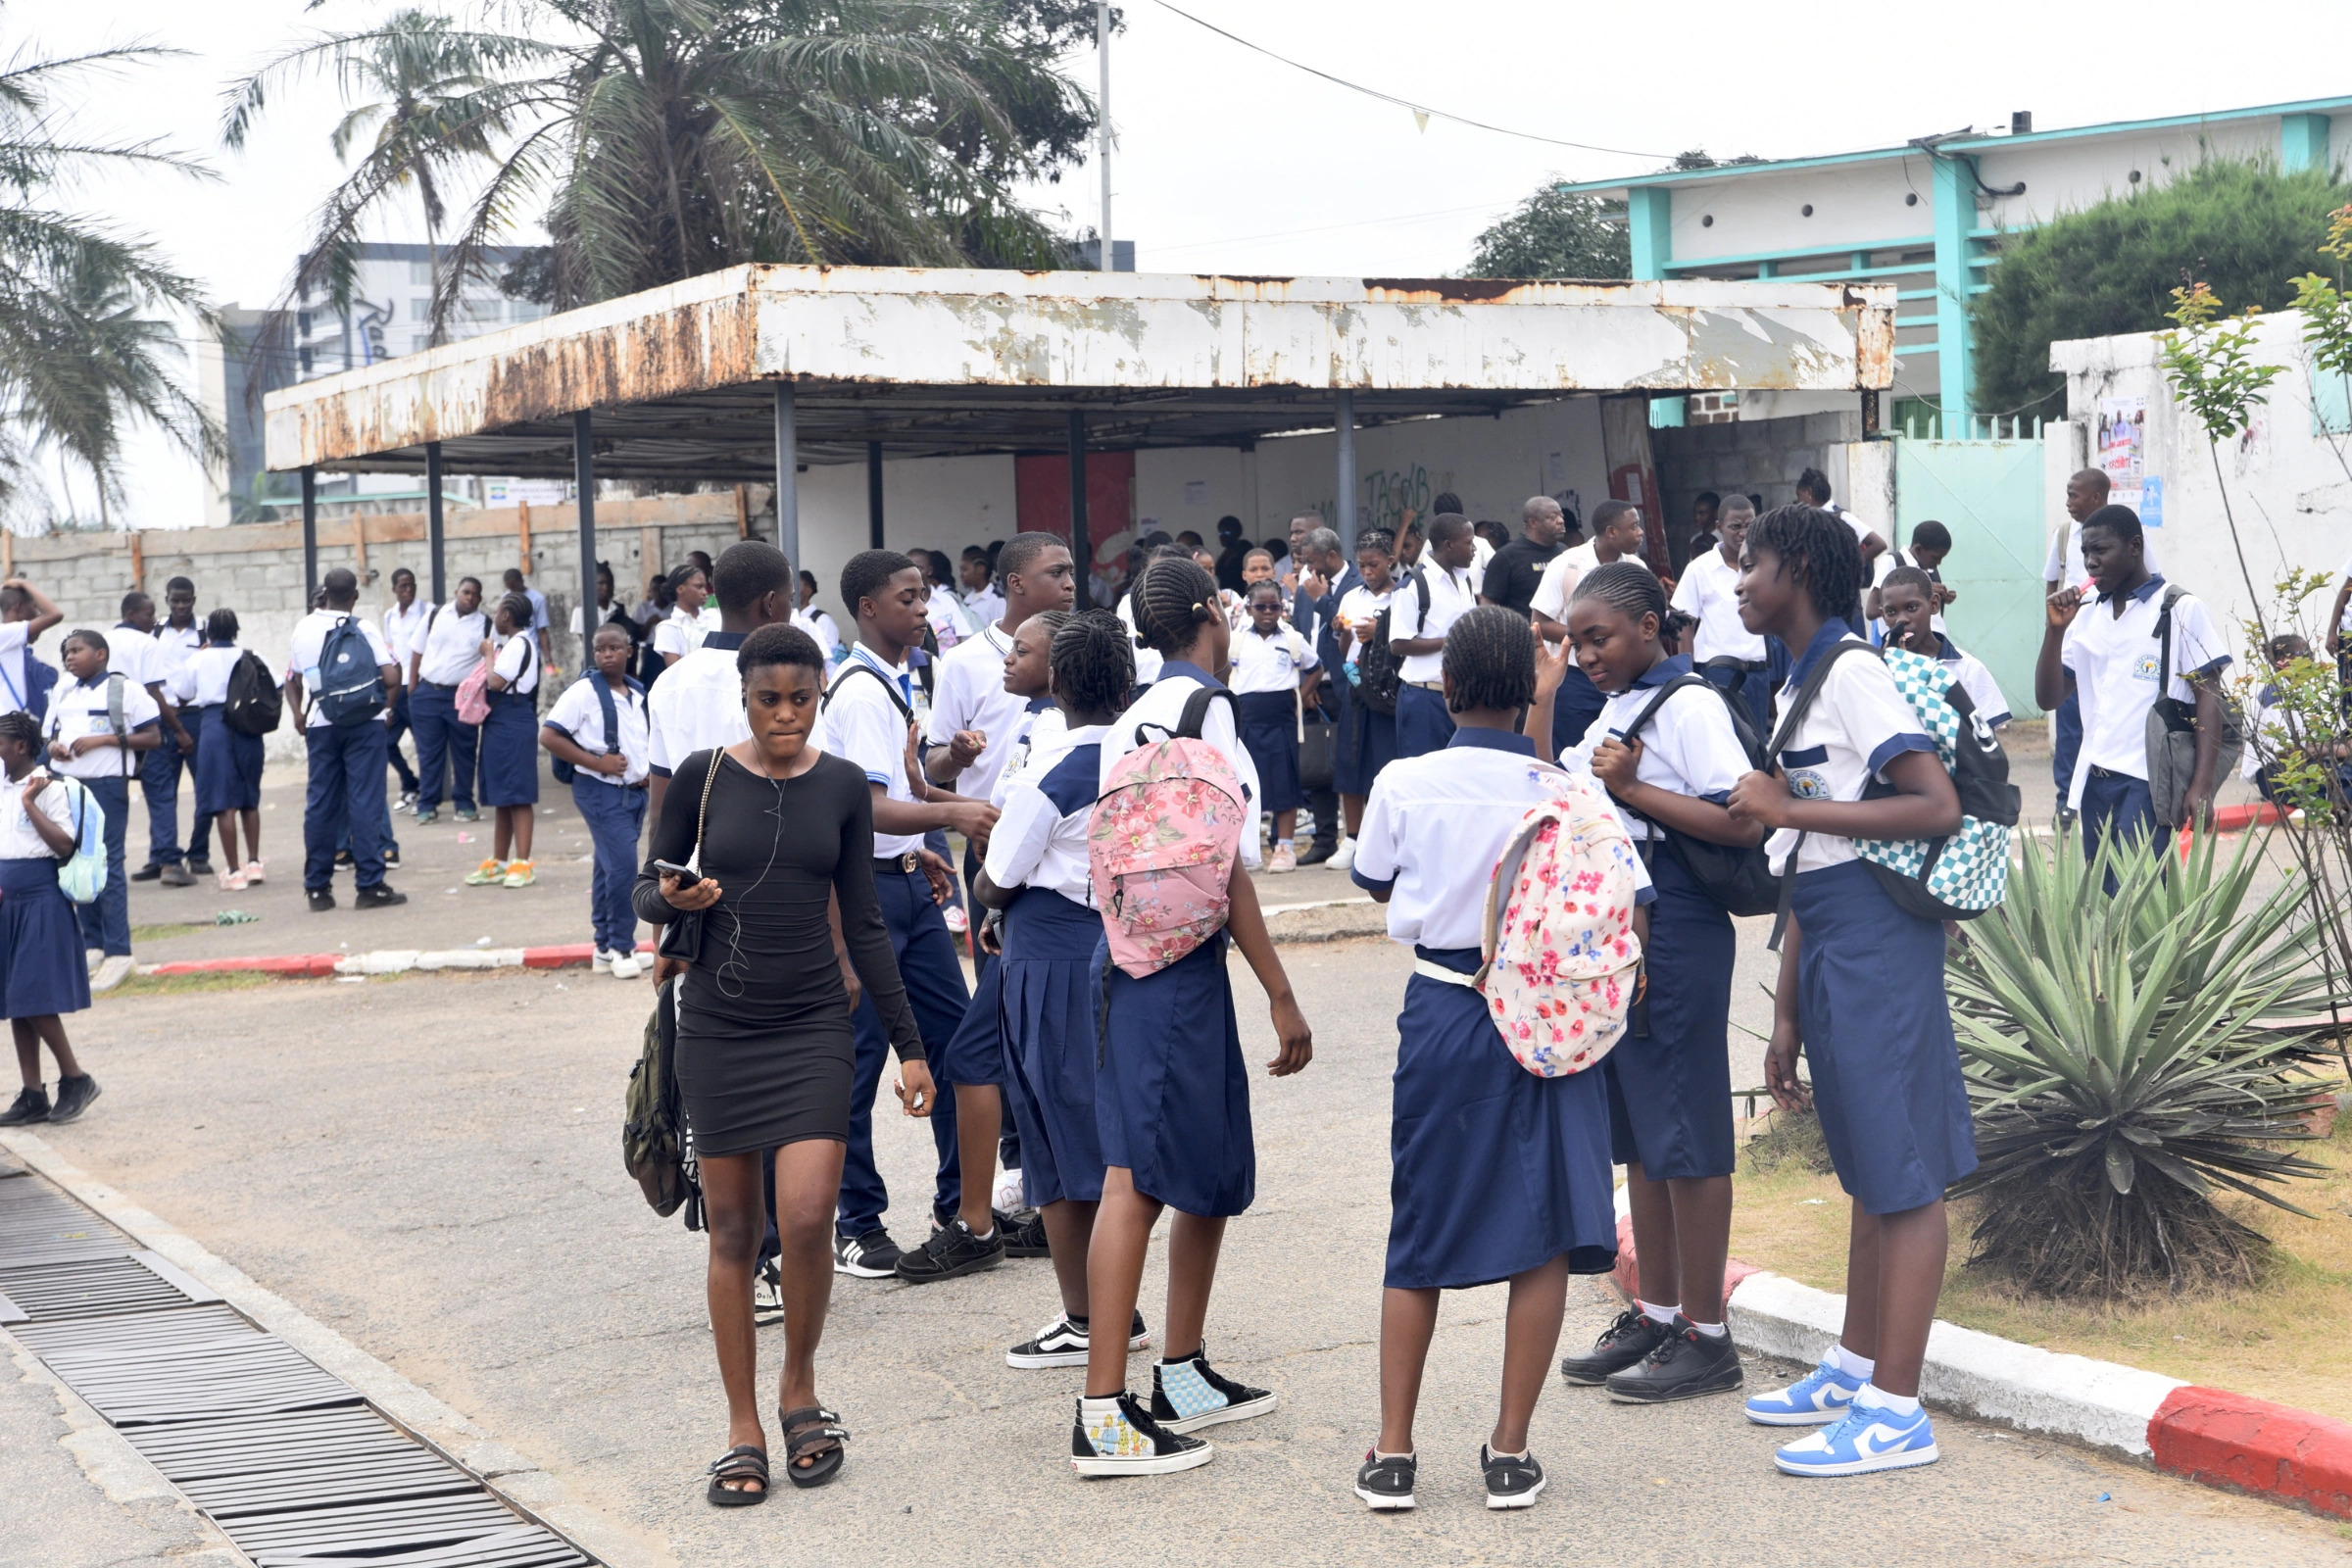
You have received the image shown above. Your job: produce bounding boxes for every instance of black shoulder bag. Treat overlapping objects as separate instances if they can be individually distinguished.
[655,750,725,965]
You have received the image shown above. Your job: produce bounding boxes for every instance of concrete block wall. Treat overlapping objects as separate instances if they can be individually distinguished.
[1650,411,1867,566]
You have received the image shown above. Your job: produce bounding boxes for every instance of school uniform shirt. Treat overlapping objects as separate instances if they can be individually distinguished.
[285,611,396,728]
[522,587,550,634]
[150,620,203,690]
[926,591,975,653]
[2058,575,2230,811]
[926,619,1030,806]
[1228,621,1318,695]
[1100,661,1261,868]
[1558,656,1750,839]
[1669,549,1768,664]
[414,606,489,686]
[546,673,651,787]
[1529,543,1652,626]
[651,606,708,661]
[645,637,750,778]
[174,645,243,708]
[983,721,1105,906]
[2242,684,2286,781]
[1825,505,1875,551]
[1115,593,1164,686]
[2046,519,2162,586]
[1871,550,1948,635]
[0,769,75,858]
[492,631,540,696]
[108,624,162,690]
[993,700,1064,807]
[0,621,34,717]
[1389,562,1478,685]
[1334,584,1393,666]
[802,607,845,661]
[565,600,622,638]
[1932,636,2010,729]
[814,642,924,858]
[962,584,1005,628]
[1351,728,1650,946]
[1767,622,1938,877]
[1469,532,1494,597]
[43,670,161,779]
[383,600,431,665]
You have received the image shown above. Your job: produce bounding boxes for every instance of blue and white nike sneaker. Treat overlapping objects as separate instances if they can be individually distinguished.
[1773,1400,1939,1477]
[1745,1356,1865,1426]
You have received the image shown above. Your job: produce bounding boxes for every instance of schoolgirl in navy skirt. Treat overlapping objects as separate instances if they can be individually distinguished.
[0,711,99,1128]
[1348,605,1634,1513]
[1724,505,1973,1480]
[1332,529,1399,809]
[471,593,540,888]
[1227,581,1320,871]
[1071,557,1313,1480]
[177,611,267,889]
[1544,563,1760,1405]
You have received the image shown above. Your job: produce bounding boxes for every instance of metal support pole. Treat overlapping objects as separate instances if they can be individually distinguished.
[300,466,318,602]
[1335,390,1357,555]
[573,409,597,648]
[1097,3,1112,271]
[773,381,799,574]
[424,441,447,605]
[1068,411,1091,612]
[866,441,885,549]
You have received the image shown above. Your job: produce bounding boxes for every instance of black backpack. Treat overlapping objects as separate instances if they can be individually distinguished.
[1615,674,1781,917]
[623,978,701,1226]
[314,614,386,725]
[1355,570,1425,717]
[221,651,284,737]
[551,674,640,785]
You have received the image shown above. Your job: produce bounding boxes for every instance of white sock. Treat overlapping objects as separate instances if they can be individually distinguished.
[1372,1448,1413,1461]
[1485,1444,1529,1462]
[1855,1384,1921,1417]
[1638,1298,1679,1326]
[1828,1343,1876,1380]
[970,1227,995,1242]
[1080,1395,1123,1419]
[1687,1318,1729,1339]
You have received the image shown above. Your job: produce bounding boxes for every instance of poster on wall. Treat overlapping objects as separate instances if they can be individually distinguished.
[2097,396,2153,518]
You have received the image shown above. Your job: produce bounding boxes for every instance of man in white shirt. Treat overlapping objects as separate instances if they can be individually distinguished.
[2043,467,2161,821]
[643,542,793,826]
[504,567,552,673]
[115,592,199,887]
[1795,466,1887,570]
[1671,495,1774,735]
[150,576,216,873]
[796,570,844,662]
[2035,505,2228,885]
[409,576,488,824]
[283,567,407,911]
[1533,499,1654,750]
[0,577,64,721]
[45,626,162,990]
[381,566,430,811]
[1389,513,1481,759]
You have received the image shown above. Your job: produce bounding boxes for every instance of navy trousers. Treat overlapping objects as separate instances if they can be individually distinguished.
[179,706,216,863]
[410,681,478,813]
[2053,692,2083,815]
[839,863,971,1238]
[1395,683,1456,760]
[572,778,646,953]
[137,727,183,868]
[74,773,132,956]
[304,723,390,891]
[384,684,421,793]
[2081,765,2158,894]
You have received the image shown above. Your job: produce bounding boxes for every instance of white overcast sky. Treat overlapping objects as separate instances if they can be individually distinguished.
[33,0,2352,528]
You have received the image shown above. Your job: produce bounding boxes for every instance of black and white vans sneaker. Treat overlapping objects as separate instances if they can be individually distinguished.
[894,1216,1005,1284]
[1006,1310,1152,1370]
[832,1228,904,1278]
[1354,1450,1417,1511]
[1481,1445,1545,1510]
[1070,1392,1213,1477]
[753,1258,785,1326]
[1151,1349,1277,1434]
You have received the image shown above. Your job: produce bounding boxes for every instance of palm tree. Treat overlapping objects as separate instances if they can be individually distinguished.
[0,19,220,524]
[225,0,1101,337]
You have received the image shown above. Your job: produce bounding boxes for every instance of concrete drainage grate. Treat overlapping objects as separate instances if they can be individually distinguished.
[1,1169,593,1566]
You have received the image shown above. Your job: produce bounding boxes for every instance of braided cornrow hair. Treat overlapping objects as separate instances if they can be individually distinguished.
[0,710,39,758]
[1128,554,1221,656]
[1050,609,1135,715]
[1442,604,1539,714]
[1356,528,1396,559]
[1747,504,1864,625]
[1572,561,1669,636]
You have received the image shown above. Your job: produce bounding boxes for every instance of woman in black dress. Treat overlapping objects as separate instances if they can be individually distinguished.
[636,623,934,1504]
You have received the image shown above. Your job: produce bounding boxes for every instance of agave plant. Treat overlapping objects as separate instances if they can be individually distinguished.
[1945,827,2339,1298]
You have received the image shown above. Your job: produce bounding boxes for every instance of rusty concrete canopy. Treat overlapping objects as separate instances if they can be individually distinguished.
[267,265,1896,481]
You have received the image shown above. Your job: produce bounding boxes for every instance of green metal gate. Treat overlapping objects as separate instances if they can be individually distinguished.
[1891,431,2049,719]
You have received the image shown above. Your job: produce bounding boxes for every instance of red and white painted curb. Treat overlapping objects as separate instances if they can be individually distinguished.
[139,941,654,980]
[1608,1195,2352,1514]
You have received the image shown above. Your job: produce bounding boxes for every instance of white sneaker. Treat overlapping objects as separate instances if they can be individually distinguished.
[611,951,642,980]
[1328,836,1356,872]
[90,955,135,994]
[592,951,613,973]
[85,948,103,977]
[944,904,969,935]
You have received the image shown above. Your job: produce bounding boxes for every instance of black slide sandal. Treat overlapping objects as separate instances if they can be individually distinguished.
[780,1405,848,1488]
[706,1444,770,1506]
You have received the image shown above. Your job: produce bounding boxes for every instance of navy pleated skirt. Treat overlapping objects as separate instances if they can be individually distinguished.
[1096,930,1254,1217]
[477,690,540,807]
[999,887,1107,1206]
[1605,846,1737,1180]
[1235,691,1301,815]
[1336,683,1398,796]
[0,858,90,1017]
[1387,947,1618,1290]
[1792,859,1978,1214]
[193,709,264,815]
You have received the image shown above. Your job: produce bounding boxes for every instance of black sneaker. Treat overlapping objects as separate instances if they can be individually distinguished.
[1070,1392,1213,1477]
[0,1086,50,1126]
[1007,1309,1151,1370]
[381,848,402,870]
[753,1258,785,1326]
[1604,1315,1743,1403]
[1482,1445,1544,1510]
[1297,841,1338,866]
[307,888,336,912]
[832,1228,903,1278]
[1558,1307,1673,1385]
[895,1216,1006,1283]
[1354,1449,1417,1511]
[355,883,407,909]
[47,1073,100,1125]
[131,863,165,882]
[1152,1349,1277,1434]
[160,863,197,887]
[335,849,355,867]
[187,858,214,878]
[999,1207,1051,1257]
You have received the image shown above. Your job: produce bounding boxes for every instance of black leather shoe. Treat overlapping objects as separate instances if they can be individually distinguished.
[355,883,408,909]
[1297,841,1338,866]
[307,889,336,911]
[1558,1307,1673,1385]
[1603,1316,1743,1403]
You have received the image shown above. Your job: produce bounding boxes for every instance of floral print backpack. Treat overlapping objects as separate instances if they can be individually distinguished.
[1090,686,1249,979]
[1473,767,1645,1077]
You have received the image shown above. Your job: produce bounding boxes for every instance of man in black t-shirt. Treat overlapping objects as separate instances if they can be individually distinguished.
[1479,496,1568,617]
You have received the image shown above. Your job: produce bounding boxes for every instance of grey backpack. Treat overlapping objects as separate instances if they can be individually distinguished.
[2144,585,2244,828]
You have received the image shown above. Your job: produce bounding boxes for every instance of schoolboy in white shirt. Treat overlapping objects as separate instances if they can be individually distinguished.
[1227,582,1321,871]
[283,568,406,912]
[43,629,161,991]
[1880,568,2011,729]
[1388,514,1481,759]
[1670,496,1773,735]
[409,577,489,825]
[542,624,651,979]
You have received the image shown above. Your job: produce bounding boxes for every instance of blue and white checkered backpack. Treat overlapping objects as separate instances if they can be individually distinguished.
[1855,646,2019,920]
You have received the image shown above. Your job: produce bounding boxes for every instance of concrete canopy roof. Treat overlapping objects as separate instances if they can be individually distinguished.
[265,264,1894,481]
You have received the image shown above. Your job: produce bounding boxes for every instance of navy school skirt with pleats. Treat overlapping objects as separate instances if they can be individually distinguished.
[193,710,264,815]
[1605,844,1738,1181]
[1095,929,1254,1217]
[0,857,91,1017]
[1235,691,1301,816]
[998,886,1107,1206]
[476,690,540,807]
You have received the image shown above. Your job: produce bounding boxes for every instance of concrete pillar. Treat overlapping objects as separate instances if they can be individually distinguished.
[866,442,885,550]
[1930,154,1976,428]
[425,441,447,605]
[1335,389,1356,554]
[573,409,596,640]
[1068,411,1091,612]
[300,466,318,601]
[773,382,799,574]
[2282,113,2333,172]
[1627,186,1673,281]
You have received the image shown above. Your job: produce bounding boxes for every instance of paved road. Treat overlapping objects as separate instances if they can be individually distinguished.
[10,934,2341,1567]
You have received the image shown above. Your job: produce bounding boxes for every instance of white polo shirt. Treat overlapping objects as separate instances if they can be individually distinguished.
[546,673,650,787]
[1559,656,1750,841]
[1390,563,1478,685]
[1530,544,1652,627]
[1228,622,1317,696]
[492,631,539,696]
[646,636,750,778]
[415,606,488,686]
[1099,661,1260,868]
[174,645,244,708]
[963,585,1005,628]
[993,698,1064,807]
[1334,585,1392,666]
[815,643,924,858]
[42,671,160,780]
[384,599,431,664]
[983,725,1106,907]
[1115,594,1164,687]
[108,624,161,689]
[653,605,708,661]
[0,769,74,858]
[1767,626,1937,876]
[2059,576,2229,808]
[285,611,395,729]
[1670,548,1767,664]
[802,608,844,662]
[925,619,1030,806]
[1352,727,1650,950]
[151,620,203,689]
[1933,636,2010,730]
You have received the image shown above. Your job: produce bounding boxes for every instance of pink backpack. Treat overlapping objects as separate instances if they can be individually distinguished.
[454,660,493,724]
[1089,686,1248,979]
[1474,767,1644,1077]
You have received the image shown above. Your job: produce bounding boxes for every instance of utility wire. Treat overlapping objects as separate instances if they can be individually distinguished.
[1147,0,1669,161]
